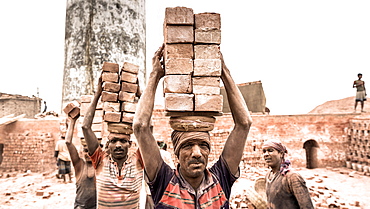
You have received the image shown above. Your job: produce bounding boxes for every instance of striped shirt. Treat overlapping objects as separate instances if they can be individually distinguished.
[148,156,238,209]
[90,147,144,209]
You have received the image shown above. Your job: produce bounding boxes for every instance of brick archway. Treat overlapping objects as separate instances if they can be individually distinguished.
[303,140,320,169]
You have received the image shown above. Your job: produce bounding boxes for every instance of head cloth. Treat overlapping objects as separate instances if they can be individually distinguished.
[262,140,288,154]
[171,130,210,156]
[263,140,291,175]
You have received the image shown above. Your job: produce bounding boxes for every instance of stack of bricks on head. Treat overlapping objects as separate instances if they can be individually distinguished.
[163,7,223,133]
[63,62,140,145]
[100,62,140,138]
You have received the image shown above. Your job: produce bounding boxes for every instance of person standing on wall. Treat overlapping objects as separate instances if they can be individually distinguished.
[353,73,366,113]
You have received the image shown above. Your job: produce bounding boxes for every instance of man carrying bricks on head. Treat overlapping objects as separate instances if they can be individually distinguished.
[82,74,144,208]
[133,45,253,208]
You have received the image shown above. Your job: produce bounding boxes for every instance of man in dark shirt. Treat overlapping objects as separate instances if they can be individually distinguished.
[133,45,252,208]
[65,114,96,209]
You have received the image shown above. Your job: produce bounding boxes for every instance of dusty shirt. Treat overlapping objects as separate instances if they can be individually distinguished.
[55,140,71,161]
[265,171,314,209]
[74,162,96,209]
[90,147,144,209]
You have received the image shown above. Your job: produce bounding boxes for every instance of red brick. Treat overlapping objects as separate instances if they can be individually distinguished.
[102,72,119,83]
[122,62,139,74]
[164,25,194,44]
[68,107,80,119]
[165,44,193,59]
[92,123,102,132]
[121,112,135,123]
[63,101,80,115]
[194,94,223,112]
[94,109,104,117]
[121,82,138,93]
[103,102,121,112]
[192,77,220,94]
[194,13,221,29]
[102,62,119,73]
[121,102,137,113]
[103,82,121,93]
[194,29,221,44]
[101,91,118,102]
[96,100,103,110]
[194,45,220,59]
[107,122,133,134]
[193,59,221,76]
[165,58,193,75]
[164,93,194,111]
[118,91,136,102]
[103,111,121,122]
[120,71,138,84]
[163,75,192,93]
[165,7,194,25]
[80,95,93,103]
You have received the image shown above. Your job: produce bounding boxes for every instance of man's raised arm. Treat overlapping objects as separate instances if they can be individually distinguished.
[65,116,83,175]
[82,75,102,156]
[220,53,253,175]
[133,45,164,181]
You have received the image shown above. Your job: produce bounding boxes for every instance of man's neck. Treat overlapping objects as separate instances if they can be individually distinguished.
[180,170,205,191]
[112,155,128,168]
[270,166,280,174]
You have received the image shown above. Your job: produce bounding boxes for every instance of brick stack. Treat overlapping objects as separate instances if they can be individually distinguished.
[163,7,223,131]
[79,95,104,140]
[346,119,370,174]
[101,62,140,136]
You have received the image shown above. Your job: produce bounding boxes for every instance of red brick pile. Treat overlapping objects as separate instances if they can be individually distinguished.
[63,61,140,143]
[100,62,140,135]
[163,7,223,114]
[162,6,224,131]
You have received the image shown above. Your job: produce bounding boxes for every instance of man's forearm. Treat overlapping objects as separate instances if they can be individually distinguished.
[221,64,252,126]
[82,80,102,154]
[65,119,76,144]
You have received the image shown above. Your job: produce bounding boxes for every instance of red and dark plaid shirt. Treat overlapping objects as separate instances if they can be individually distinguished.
[148,156,238,209]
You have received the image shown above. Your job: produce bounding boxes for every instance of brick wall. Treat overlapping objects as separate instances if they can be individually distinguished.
[346,118,370,171]
[152,109,354,169]
[0,119,60,172]
[0,111,358,172]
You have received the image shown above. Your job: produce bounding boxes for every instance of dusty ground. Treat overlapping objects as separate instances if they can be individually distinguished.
[0,167,369,209]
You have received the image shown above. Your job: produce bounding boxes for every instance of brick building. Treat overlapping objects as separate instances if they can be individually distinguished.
[0,93,42,118]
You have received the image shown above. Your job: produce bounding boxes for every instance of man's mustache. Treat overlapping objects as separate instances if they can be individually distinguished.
[114,148,125,152]
[188,159,205,165]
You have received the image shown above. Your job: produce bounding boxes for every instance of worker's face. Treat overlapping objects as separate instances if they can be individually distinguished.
[108,136,131,160]
[83,146,92,163]
[262,147,283,169]
[358,74,363,79]
[178,138,210,179]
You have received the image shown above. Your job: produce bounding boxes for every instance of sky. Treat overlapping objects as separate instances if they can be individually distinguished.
[1,0,370,115]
